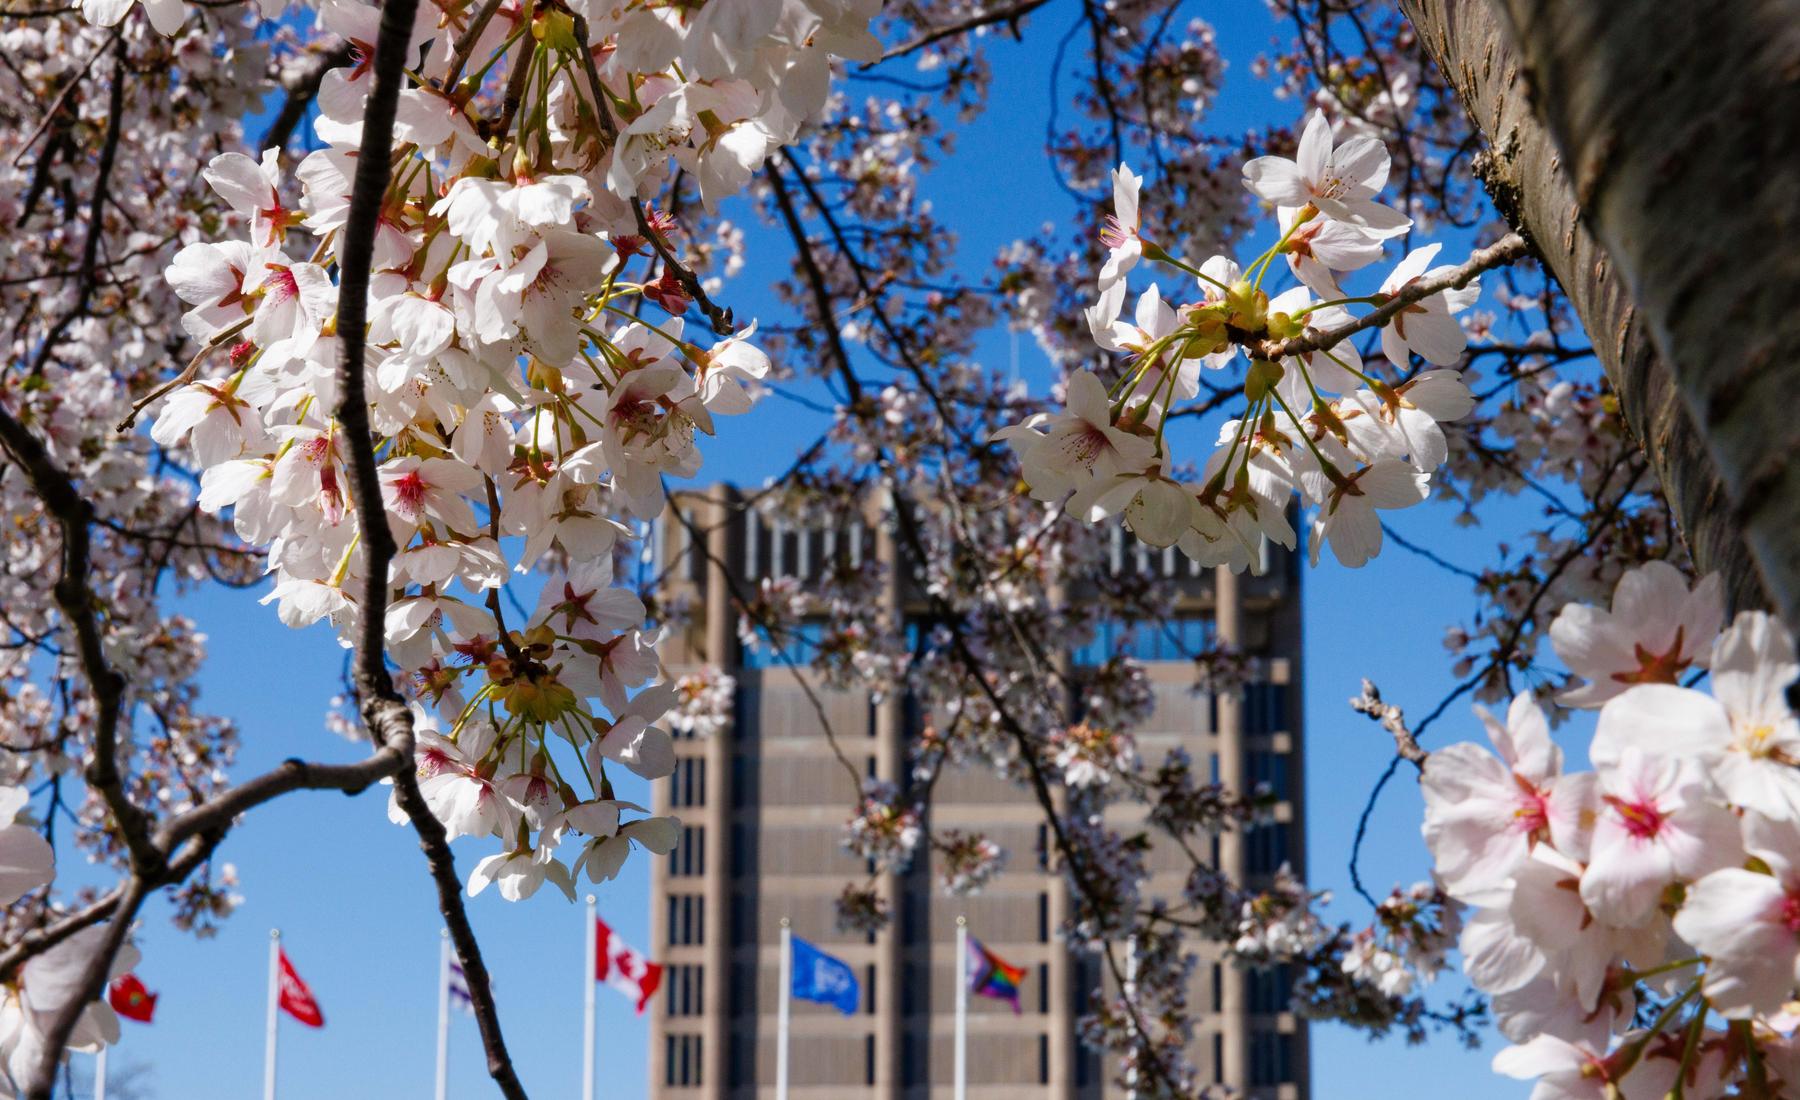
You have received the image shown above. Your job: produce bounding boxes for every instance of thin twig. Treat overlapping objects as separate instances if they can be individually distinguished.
[872,0,1051,63]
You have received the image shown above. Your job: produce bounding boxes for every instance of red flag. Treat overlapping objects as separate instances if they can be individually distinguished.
[594,917,662,1014]
[107,974,157,1024]
[277,948,325,1028]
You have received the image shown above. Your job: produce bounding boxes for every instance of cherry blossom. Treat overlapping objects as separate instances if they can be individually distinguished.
[1241,112,1411,235]
[1673,813,1800,1018]
[1550,562,1724,708]
[1421,692,1593,903]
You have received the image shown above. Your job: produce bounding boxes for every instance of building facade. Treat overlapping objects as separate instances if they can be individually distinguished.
[647,487,1307,1099]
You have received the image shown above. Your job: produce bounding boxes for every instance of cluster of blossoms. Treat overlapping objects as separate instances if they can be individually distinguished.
[126,0,891,904]
[933,829,1005,895]
[666,666,736,738]
[1342,882,1461,999]
[1212,868,1473,1042]
[996,112,1488,571]
[1422,562,1800,1098]
[1050,720,1138,788]
[843,778,923,873]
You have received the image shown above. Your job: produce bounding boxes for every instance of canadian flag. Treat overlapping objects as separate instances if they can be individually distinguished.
[595,917,662,1014]
[108,974,157,1024]
[277,947,325,1028]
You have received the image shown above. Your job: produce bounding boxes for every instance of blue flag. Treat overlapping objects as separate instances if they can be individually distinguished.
[789,936,859,1015]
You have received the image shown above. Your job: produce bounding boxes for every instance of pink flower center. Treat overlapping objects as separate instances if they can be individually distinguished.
[391,470,427,513]
[1781,892,1800,935]
[1313,173,1350,201]
[1512,787,1551,837]
[1604,794,1667,841]
[556,582,598,627]
[1056,425,1108,470]
[1098,215,1135,251]
[264,264,299,304]
[301,435,332,466]
[417,746,458,779]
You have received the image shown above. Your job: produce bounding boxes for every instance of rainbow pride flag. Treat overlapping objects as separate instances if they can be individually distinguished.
[966,936,1027,1014]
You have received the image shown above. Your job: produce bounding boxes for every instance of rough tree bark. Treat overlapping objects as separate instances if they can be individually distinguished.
[1397,0,1786,622]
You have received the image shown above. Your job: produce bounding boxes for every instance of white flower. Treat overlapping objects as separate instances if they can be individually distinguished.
[990,371,1155,502]
[0,788,53,906]
[378,455,482,533]
[1708,611,1800,818]
[0,925,139,1092]
[573,816,681,883]
[529,557,646,643]
[1376,244,1482,367]
[1673,813,1800,1018]
[1550,562,1724,708]
[1279,207,1387,297]
[1097,163,1144,289]
[1422,693,1594,904]
[202,149,291,248]
[467,844,575,902]
[1491,1034,1619,1100]
[1580,747,1740,927]
[1307,460,1429,568]
[151,380,271,468]
[79,0,183,35]
[588,683,678,781]
[1241,112,1410,236]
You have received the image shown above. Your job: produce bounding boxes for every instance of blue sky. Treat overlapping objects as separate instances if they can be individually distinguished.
[58,4,1582,1096]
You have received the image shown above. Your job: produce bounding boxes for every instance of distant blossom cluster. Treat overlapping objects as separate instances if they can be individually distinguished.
[1421,562,1800,1098]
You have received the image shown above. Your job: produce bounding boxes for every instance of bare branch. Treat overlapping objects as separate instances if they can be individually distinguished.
[632,196,736,337]
[872,0,1051,64]
[442,0,508,88]
[0,415,159,875]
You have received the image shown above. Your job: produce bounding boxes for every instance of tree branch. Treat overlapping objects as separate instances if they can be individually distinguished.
[1349,680,1428,768]
[1252,232,1529,361]
[1397,0,1777,619]
[872,0,1052,64]
[0,409,157,876]
[331,0,527,1092]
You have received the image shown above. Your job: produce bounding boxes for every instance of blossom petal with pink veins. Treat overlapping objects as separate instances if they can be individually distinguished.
[1422,742,1532,904]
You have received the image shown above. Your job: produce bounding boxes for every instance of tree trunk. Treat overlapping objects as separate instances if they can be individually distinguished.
[1397,0,1787,623]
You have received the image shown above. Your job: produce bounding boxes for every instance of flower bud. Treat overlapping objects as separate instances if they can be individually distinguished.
[1244,358,1284,401]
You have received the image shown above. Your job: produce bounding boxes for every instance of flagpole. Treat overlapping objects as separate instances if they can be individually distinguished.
[582,894,596,1100]
[264,929,280,1100]
[954,916,968,1100]
[92,1046,105,1100]
[1125,935,1139,1100]
[776,919,791,1100]
[436,929,450,1100]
